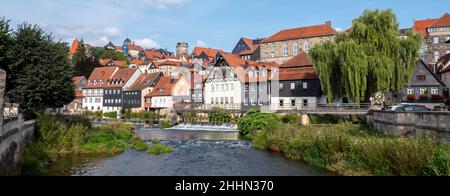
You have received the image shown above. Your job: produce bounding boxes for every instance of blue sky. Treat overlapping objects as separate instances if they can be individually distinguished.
[0,0,448,52]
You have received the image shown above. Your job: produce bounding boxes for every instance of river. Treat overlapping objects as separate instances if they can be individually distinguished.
[46,128,332,176]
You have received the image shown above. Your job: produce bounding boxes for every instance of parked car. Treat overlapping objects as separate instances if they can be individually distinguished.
[393,104,431,111]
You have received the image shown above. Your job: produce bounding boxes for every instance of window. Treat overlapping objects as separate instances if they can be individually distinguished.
[291,99,296,107]
[192,94,196,100]
[303,82,308,89]
[211,97,214,104]
[249,70,254,77]
[303,99,308,107]
[225,84,229,91]
[407,88,414,95]
[244,98,249,105]
[251,84,257,91]
[282,44,289,56]
[280,99,284,107]
[199,94,202,100]
[293,43,299,55]
[225,97,229,104]
[251,98,257,106]
[245,84,249,92]
[259,84,263,92]
[216,84,219,91]
[215,97,219,104]
[230,97,234,104]
[291,83,295,90]
[280,83,284,89]
[431,88,439,95]
[416,75,426,81]
[261,69,267,76]
[231,84,234,91]
[264,53,268,59]
[420,88,427,95]
[211,85,215,92]
[220,97,224,104]
[434,51,440,63]
[304,42,310,53]
[433,37,439,44]
[271,52,275,58]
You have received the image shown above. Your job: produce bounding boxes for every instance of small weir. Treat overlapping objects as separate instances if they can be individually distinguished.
[168,122,238,132]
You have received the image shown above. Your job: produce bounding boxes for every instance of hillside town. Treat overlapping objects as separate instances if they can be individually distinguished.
[66,13,450,116]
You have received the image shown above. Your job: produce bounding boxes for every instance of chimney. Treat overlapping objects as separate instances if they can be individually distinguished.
[325,21,332,26]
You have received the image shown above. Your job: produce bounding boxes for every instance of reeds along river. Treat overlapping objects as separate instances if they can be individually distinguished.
[46,128,333,176]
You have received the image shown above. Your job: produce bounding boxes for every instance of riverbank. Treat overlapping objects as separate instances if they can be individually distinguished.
[16,114,167,175]
[239,110,450,176]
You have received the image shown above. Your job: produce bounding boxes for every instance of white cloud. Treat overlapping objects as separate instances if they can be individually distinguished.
[104,26,122,38]
[137,0,191,9]
[195,40,208,47]
[334,27,344,32]
[135,38,160,49]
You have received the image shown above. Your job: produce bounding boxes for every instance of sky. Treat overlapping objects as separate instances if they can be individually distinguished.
[0,0,448,52]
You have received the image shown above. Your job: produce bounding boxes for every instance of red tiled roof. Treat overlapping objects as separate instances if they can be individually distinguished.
[114,61,128,67]
[72,76,84,86]
[144,50,163,60]
[127,44,144,51]
[154,60,182,67]
[428,13,450,28]
[99,59,112,66]
[163,55,179,60]
[126,72,161,91]
[280,52,313,68]
[262,24,336,43]
[144,76,177,97]
[192,47,224,57]
[414,19,438,36]
[239,38,260,56]
[106,68,138,88]
[69,39,80,55]
[221,52,246,68]
[85,67,118,89]
[278,66,319,81]
[130,60,144,65]
[115,46,122,51]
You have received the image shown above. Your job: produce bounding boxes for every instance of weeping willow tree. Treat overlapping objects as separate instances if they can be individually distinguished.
[310,9,422,103]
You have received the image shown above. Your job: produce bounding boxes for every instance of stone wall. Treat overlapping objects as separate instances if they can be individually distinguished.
[367,111,450,141]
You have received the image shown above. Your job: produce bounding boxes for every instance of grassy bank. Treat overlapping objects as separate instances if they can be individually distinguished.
[16,114,153,175]
[239,110,450,176]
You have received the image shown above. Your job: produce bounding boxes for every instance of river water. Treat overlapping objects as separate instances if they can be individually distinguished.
[46,128,332,176]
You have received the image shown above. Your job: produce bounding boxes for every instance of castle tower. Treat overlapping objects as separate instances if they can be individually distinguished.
[176,42,189,57]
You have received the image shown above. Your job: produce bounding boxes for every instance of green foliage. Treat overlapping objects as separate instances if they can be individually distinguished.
[133,138,149,151]
[281,113,299,124]
[121,109,156,121]
[310,9,421,103]
[103,111,118,119]
[91,47,127,61]
[251,123,450,176]
[160,121,171,129]
[17,156,46,176]
[4,22,74,118]
[237,110,283,136]
[147,144,174,155]
[208,113,232,123]
[309,114,344,124]
[72,39,101,78]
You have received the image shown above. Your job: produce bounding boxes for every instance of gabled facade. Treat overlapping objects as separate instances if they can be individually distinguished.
[260,22,337,64]
[269,52,324,110]
[437,53,450,98]
[123,72,162,111]
[144,76,178,110]
[204,52,245,108]
[65,76,86,113]
[402,60,446,104]
[83,67,119,111]
[242,61,278,109]
[232,38,263,61]
[103,68,141,112]
[191,47,224,63]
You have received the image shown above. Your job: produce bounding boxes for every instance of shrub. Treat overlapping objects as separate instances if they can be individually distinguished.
[237,110,282,136]
[282,113,299,124]
[309,114,343,124]
[133,138,149,151]
[147,144,173,155]
[17,156,46,176]
[160,121,171,129]
[209,113,232,123]
[103,111,118,119]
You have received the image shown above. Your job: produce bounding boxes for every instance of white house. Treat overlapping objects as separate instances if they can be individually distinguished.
[83,67,119,112]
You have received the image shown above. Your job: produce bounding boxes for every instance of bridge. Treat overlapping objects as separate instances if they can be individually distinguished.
[174,103,372,115]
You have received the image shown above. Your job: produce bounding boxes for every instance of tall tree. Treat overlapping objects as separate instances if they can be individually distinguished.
[7,23,74,118]
[310,9,422,103]
[0,18,12,87]
[72,39,100,78]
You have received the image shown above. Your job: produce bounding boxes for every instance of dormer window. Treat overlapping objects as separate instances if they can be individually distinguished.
[160,88,165,93]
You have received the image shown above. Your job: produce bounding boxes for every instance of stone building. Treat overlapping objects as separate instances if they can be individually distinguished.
[176,42,189,57]
[414,13,450,66]
[259,22,337,64]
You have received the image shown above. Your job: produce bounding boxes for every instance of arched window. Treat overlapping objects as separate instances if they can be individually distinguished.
[282,44,289,57]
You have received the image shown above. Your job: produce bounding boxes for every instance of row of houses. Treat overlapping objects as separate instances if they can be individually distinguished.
[65,13,450,114]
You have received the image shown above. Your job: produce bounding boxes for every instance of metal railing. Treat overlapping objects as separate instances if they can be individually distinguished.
[174,103,372,114]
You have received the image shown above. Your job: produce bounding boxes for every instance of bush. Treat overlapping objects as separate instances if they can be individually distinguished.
[238,110,283,136]
[103,111,118,119]
[147,144,174,155]
[309,114,343,124]
[282,113,299,124]
[133,138,148,151]
[17,156,46,176]
[160,121,171,129]
[209,113,232,123]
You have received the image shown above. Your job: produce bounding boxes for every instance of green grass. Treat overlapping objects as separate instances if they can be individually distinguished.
[147,144,174,155]
[249,123,450,176]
